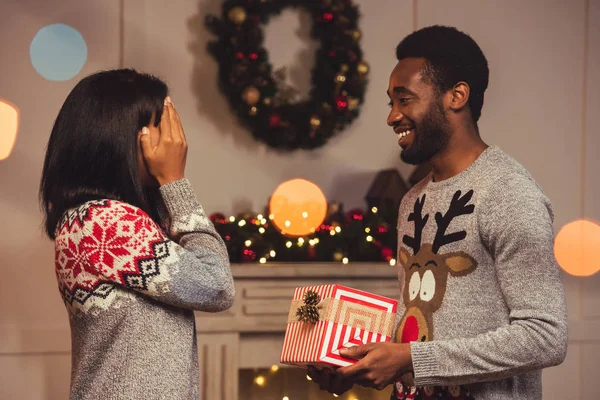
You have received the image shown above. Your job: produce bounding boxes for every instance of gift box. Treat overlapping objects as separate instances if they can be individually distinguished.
[280,284,398,368]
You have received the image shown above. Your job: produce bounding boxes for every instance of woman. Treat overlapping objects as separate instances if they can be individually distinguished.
[39,69,234,399]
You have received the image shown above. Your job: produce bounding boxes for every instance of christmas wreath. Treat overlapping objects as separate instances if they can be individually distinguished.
[205,0,369,151]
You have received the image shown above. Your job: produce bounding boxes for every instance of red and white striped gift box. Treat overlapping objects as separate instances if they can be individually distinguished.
[280,284,398,368]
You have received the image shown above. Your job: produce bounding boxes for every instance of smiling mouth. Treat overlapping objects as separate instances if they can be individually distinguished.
[396,128,414,148]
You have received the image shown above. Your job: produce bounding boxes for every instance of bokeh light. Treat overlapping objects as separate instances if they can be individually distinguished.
[554,219,600,276]
[0,99,19,161]
[269,179,327,237]
[30,24,87,81]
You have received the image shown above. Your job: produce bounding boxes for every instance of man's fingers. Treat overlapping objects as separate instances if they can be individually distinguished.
[340,344,370,360]
[338,359,367,378]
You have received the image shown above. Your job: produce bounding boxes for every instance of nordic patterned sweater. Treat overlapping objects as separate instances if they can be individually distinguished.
[392,146,568,400]
[54,178,235,400]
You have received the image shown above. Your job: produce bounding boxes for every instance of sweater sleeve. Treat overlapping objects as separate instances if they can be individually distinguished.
[410,173,568,386]
[81,179,235,312]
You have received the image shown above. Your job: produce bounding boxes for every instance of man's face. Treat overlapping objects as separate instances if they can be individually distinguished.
[387,58,451,165]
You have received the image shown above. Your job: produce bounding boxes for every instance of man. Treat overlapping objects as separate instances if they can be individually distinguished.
[308,25,568,399]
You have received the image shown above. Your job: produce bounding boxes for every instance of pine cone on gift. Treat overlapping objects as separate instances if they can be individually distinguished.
[296,304,320,324]
[303,290,321,306]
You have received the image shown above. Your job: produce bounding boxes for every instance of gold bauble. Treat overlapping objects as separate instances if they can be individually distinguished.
[352,29,362,42]
[333,251,344,261]
[242,86,261,105]
[263,97,272,106]
[249,106,258,116]
[228,6,247,25]
[347,97,359,111]
[310,116,321,128]
[334,74,346,83]
[340,64,349,73]
[357,60,369,75]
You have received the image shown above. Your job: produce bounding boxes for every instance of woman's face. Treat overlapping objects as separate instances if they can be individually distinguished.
[137,114,161,187]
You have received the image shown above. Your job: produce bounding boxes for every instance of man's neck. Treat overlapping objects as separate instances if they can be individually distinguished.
[430,134,489,182]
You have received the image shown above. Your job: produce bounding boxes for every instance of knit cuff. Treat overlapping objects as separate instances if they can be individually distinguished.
[410,341,442,387]
[159,178,203,217]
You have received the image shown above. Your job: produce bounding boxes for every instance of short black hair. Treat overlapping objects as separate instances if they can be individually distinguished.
[396,25,489,122]
[40,69,168,239]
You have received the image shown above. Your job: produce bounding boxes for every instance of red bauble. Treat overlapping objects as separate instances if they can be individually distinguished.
[328,49,336,58]
[346,208,364,221]
[249,15,261,26]
[249,52,259,61]
[336,95,348,111]
[347,50,358,61]
[377,224,388,234]
[242,248,256,262]
[209,212,227,224]
[322,12,333,21]
[308,246,317,259]
[381,247,394,261]
[269,113,281,127]
[235,51,245,60]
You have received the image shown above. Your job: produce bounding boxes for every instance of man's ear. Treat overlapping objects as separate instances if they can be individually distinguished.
[448,81,470,112]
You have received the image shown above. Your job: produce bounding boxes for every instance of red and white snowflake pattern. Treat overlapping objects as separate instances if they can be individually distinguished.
[55,200,175,313]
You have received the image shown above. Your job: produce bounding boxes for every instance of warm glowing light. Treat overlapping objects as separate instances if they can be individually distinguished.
[306,375,312,381]
[0,99,19,161]
[270,250,276,257]
[229,216,235,222]
[270,365,279,372]
[254,375,266,386]
[335,226,341,233]
[554,219,600,276]
[371,207,378,213]
[365,227,371,233]
[245,240,252,247]
[257,214,264,220]
[366,235,373,242]
[329,230,336,236]
[259,257,267,264]
[283,397,289,400]
[238,220,246,227]
[389,258,397,266]
[333,394,339,398]
[259,227,266,234]
[342,257,349,264]
[286,241,293,248]
[269,179,327,237]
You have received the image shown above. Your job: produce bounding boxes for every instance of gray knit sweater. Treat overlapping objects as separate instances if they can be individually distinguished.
[393,146,568,400]
[54,179,234,400]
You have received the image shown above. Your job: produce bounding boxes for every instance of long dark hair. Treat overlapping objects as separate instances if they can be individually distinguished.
[40,69,168,239]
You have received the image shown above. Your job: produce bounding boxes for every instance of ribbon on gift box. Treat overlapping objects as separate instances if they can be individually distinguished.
[287,296,395,337]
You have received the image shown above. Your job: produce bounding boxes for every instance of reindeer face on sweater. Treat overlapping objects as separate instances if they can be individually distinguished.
[395,190,478,344]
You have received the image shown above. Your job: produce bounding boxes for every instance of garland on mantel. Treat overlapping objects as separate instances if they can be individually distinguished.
[205,0,369,150]
[209,202,397,264]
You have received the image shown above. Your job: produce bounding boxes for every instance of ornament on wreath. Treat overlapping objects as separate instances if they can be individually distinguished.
[205,0,368,150]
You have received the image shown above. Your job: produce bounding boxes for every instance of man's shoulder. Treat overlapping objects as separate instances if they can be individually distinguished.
[480,146,547,197]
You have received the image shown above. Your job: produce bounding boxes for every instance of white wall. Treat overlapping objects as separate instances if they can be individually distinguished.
[1,0,598,399]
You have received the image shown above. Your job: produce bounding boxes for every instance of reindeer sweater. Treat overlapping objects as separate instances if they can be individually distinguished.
[54,178,235,400]
[393,146,568,400]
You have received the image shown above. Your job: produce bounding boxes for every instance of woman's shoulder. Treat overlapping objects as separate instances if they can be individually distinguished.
[56,199,153,238]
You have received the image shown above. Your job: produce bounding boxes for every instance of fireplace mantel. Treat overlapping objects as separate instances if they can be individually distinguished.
[194,262,398,399]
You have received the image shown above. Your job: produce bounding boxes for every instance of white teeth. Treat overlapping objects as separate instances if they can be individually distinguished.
[397,129,411,139]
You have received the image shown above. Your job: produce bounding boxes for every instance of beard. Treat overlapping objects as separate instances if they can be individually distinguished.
[400,96,451,165]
